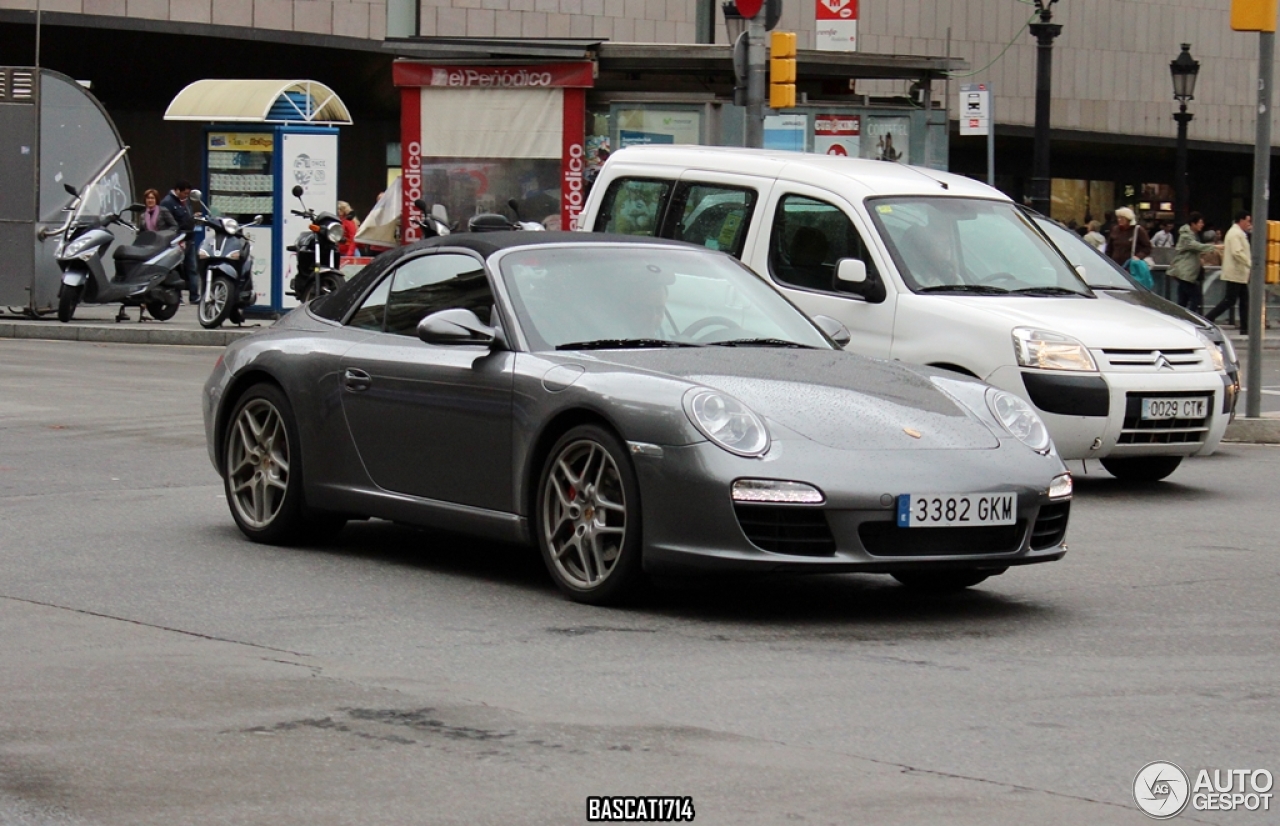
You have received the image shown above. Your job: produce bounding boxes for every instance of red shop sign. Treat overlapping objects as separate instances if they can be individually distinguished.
[393,62,595,89]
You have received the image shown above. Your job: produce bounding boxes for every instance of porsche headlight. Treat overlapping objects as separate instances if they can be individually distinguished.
[684,389,769,457]
[986,388,1052,454]
[326,222,345,244]
[1012,327,1098,371]
[1197,328,1226,372]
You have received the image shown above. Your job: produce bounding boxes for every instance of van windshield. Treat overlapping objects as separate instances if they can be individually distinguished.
[868,197,1092,297]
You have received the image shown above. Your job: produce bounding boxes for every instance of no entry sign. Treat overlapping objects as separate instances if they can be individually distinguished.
[735,0,763,19]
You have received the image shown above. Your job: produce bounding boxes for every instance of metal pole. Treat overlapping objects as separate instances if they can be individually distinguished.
[988,88,996,187]
[744,14,766,149]
[1246,31,1273,419]
[1028,6,1061,215]
[1174,104,1192,226]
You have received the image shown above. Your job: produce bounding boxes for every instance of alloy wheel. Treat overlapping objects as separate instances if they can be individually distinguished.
[226,398,291,529]
[541,439,628,589]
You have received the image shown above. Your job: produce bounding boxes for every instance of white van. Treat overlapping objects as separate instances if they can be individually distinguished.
[580,146,1233,481]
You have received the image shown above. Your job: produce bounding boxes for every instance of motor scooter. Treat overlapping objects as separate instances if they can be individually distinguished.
[465,198,548,233]
[190,190,262,329]
[39,182,187,323]
[286,185,345,303]
[412,198,453,238]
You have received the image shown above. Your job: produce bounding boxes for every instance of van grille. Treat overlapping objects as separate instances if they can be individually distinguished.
[733,505,836,556]
[1099,348,1207,371]
[858,521,1025,557]
[1117,391,1210,445]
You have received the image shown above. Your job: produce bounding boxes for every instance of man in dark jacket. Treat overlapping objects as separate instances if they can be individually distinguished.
[160,181,198,302]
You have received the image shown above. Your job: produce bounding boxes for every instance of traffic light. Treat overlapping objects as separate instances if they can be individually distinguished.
[770,31,797,110]
[1231,0,1276,31]
[1267,220,1280,284]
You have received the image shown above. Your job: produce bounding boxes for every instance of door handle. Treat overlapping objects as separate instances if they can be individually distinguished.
[343,368,372,392]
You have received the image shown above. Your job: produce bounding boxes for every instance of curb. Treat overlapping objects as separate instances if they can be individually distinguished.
[0,320,253,347]
[1223,417,1280,445]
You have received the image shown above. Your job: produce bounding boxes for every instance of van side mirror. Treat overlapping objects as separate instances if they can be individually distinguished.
[417,308,497,347]
[836,258,867,284]
[812,315,851,347]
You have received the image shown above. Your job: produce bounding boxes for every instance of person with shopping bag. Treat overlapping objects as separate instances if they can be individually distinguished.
[1167,212,1221,314]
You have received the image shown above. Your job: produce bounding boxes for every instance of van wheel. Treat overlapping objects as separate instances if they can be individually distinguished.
[1100,456,1182,482]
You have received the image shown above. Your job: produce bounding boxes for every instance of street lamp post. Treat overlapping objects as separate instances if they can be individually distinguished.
[1170,44,1200,227]
[1028,0,1061,215]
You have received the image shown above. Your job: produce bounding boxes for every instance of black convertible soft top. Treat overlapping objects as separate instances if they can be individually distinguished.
[309,231,698,322]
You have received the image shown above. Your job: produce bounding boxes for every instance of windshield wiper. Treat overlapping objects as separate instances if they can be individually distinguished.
[1011,286,1090,296]
[916,284,1011,294]
[556,338,701,351]
[706,338,818,348]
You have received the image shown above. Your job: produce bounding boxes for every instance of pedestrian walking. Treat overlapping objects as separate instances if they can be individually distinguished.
[1083,220,1106,251]
[1205,210,1253,334]
[336,201,359,258]
[1105,207,1152,269]
[160,181,198,303]
[138,189,177,233]
[1151,221,1175,247]
[1167,212,1220,314]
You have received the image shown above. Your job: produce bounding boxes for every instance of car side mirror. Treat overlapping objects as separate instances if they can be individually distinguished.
[812,314,851,347]
[417,308,497,347]
[836,258,867,285]
[833,257,886,303]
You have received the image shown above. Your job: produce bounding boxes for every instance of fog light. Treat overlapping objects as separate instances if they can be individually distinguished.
[1048,473,1073,500]
[731,479,824,504]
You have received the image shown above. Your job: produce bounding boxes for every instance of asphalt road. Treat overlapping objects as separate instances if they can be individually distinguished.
[1235,346,1280,414]
[1,339,1277,825]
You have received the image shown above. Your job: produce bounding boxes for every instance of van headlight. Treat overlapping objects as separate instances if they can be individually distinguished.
[986,388,1052,454]
[1197,329,1226,372]
[1012,327,1098,371]
[684,388,770,457]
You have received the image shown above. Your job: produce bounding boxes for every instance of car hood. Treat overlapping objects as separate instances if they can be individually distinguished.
[938,294,1205,350]
[580,348,1000,450]
[1093,287,1217,336]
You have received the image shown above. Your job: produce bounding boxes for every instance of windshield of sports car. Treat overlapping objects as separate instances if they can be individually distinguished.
[869,197,1092,297]
[1033,216,1136,290]
[498,245,835,351]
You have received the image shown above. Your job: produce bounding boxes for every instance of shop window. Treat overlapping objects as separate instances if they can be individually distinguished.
[666,183,756,258]
[593,178,672,236]
[418,159,562,230]
[383,253,493,338]
[767,194,879,294]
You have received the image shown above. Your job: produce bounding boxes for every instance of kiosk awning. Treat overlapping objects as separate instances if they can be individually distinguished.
[164,79,352,125]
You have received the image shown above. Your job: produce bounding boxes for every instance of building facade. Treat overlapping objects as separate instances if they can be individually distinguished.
[0,0,1274,228]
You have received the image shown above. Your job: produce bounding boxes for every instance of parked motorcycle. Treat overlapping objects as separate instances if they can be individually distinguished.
[190,190,262,329]
[286,185,344,303]
[465,198,547,233]
[413,198,453,238]
[39,182,186,323]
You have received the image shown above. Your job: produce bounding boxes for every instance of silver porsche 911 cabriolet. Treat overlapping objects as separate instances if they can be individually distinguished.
[203,232,1072,604]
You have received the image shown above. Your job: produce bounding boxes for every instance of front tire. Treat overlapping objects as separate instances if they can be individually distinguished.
[199,275,235,329]
[892,568,1003,591]
[298,272,343,304]
[535,424,645,605]
[222,383,345,545]
[57,284,81,322]
[1100,456,1182,482]
[145,289,180,321]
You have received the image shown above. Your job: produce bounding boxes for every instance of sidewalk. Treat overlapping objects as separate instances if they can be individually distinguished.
[0,303,264,347]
